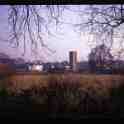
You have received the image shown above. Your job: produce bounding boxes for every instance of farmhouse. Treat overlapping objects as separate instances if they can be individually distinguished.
[28,64,43,72]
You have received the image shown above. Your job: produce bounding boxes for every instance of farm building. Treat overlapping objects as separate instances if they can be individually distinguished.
[13,64,29,72]
[28,64,43,72]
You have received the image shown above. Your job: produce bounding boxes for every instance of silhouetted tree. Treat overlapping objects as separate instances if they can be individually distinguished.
[88,51,96,73]
[88,44,114,73]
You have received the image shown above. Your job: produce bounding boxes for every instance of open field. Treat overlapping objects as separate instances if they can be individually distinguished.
[0,72,124,119]
[1,73,124,94]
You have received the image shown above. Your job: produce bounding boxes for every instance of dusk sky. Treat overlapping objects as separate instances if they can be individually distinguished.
[0,5,122,62]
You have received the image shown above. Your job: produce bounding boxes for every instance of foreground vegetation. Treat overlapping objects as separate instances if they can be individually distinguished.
[0,73,124,119]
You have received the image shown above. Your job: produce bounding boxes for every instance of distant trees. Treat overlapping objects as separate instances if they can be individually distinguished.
[0,63,15,77]
[88,44,114,73]
[14,58,25,64]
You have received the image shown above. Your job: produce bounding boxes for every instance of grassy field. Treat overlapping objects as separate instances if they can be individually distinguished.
[1,72,124,94]
[0,72,124,119]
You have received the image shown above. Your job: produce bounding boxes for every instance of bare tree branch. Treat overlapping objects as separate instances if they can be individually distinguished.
[7,5,124,61]
[8,5,65,57]
[77,5,124,59]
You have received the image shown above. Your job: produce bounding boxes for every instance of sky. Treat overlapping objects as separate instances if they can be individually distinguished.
[0,5,122,62]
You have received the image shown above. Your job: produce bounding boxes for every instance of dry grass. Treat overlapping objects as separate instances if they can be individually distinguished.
[0,73,123,96]
[0,73,124,115]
